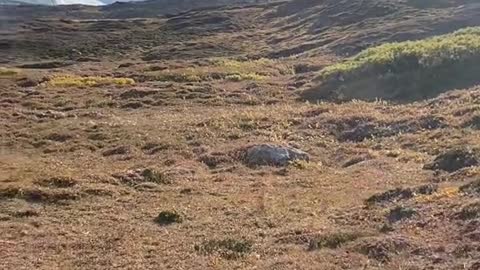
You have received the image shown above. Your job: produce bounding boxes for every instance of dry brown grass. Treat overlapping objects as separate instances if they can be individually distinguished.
[3,2,480,269]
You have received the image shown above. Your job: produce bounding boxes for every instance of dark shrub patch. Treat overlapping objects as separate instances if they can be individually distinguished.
[195,238,252,259]
[154,211,183,225]
[308,232,364,251]
[424,148,479,172]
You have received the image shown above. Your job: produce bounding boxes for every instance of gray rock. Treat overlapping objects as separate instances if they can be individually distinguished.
[244,144,309,167]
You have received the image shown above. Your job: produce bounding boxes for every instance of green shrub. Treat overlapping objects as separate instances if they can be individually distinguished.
[307,27,480,101]
[154,211,183,225]
[320,27,480,80]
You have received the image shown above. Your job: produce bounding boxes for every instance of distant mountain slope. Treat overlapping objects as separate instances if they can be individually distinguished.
[0,0,272,8]
[2,0,480,63]
[263,0,480,57]
[102,0,275,18]
[0,0,103,5]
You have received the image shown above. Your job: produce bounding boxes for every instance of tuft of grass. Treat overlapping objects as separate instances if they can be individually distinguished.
[154,210,183,225]
[141,169,171,184]
[289,159,311,170]
[45,75,135,88]
[310,27,480,101]
[194,238,252,259]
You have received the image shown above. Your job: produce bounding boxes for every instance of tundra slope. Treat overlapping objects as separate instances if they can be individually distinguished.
[2,0,480,269]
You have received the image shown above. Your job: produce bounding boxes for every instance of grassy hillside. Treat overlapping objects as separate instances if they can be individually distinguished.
[303,27,480,102]
[4,1,480,269]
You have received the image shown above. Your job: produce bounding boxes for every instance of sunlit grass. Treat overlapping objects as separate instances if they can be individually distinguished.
[46,75,135,88]
[150,58,292,83]
[0,67,20,77]
[415,187,459,203]
[320,27,480,80]
[225,73,267,82]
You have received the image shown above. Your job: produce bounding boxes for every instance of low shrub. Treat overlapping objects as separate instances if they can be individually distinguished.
[304,27,480,102]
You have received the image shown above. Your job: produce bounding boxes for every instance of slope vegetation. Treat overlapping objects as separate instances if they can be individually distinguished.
[303,27,480,102]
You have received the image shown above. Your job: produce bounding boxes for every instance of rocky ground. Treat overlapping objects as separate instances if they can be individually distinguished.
[2,0,480,269]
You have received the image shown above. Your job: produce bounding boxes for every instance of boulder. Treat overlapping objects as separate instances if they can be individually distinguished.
[244,144,309,167]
